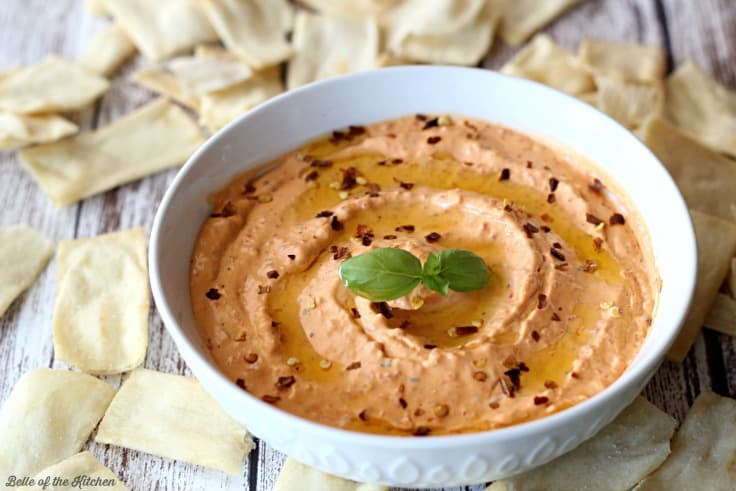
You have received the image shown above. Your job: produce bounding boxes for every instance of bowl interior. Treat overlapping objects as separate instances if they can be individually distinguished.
[150,66,696,449]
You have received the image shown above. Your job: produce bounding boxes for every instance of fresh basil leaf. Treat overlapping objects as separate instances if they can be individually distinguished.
[435,249,490,292]
[338,248,422,301]
[421,272,450,296]
[422,251,442,277]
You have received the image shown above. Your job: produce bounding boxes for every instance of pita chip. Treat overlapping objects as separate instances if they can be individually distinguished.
[20,99,204,206]
[287,11,378,89]
[53,228,148,375]
[200,0,294,69]
[0,225,54,317]
[86,0,109,16]
[640,117,736,223]
[130,69,200,110]
[579,41,666,84]
[665,61,736,156]
[704,294,736,337]
[275,458,388,491]
[0,65,21,82]
[501,34,594,95]
[667,210,736,361]
[595,77,663,129]
[79,25,136,76]
[168,54,252,96]
[498,0,585,47]
[0,369,115,482]
[101,0,217,61]
[0,56,109,114]
[0,112,78,150]
[486,397,676,491]
[95,369,253,474]
[200,67,282,132]
[635,392,736,490]
[20,452,128,491]
[301,0,401,18]
[386,0,497,66]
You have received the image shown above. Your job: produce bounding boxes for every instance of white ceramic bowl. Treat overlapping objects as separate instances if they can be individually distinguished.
[149,66,696,488]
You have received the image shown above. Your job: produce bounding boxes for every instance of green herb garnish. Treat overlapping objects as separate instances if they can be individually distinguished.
[338,248,490,302]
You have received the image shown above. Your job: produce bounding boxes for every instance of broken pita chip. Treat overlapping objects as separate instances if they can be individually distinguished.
[275,458,388,491]
[78,24,136,76]
[704,294,736,336]
[0,225,54,317]
[501,34,594,95]
[301,0,401,18]
[667,210,736,361]
[635,392,736,490]
[0,65,21,82]
[287,11,378,89]
[200,67,282,132]
[375,52,411,68]
[20,98,204,206]
[0,56,109,114]
[0,112,78,150]
[486,397,676,491]
[102,0,217,61]
[52,228,148,375]
[640,117,736,223]
[95,368,253,474]
[386,0,497,66]
[168,54,252,96]
[0,368,115,481]
[130,69,200,110]
[22,452,128,491]
[579,41,666,84]
[595,77,663,129]
[664,61,736,156]
[577,91,598,106]
[498,0,585,47]
[200,0,294,69]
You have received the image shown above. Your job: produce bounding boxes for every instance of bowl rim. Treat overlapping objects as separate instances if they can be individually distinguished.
[149,65,697,449]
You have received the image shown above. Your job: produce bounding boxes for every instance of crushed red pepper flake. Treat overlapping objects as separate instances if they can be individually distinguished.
[399,398,408,409]
[271,321,280,328]
[358,409,368,421]
[427,136,442,144]
[424,344,437,350]
[544,380,558,389]
[589,178,604,194]
[455,325,478,336]
[504,368,522,396]
[549,177,559,191]
[473,371,488,382]
[376,160,387,166]
[396,179,414,190]
[257,285,271,294]
[523,223,539,238]
[413,426,431,436]
[267,270,279,279]
[310,159,333,168]
[315,210,333,218]
[547,193,556,204]
[330,216,344,231]
[205,288,221,300]
[610,213,625,225]
[392,158,404,164]
[489,402,500,409]
[551,312,561,321]
[287,254,296,260]
[586,213,603,226]
[555,262,569,271]
[464,120,478,131]
[581,260,598,273]
[423,118,439,129]
[499,168,510,181]
[550,248,566,261]
[351,307,361,319]
[383,234,397,240]
[541,225,551,233]
[571,371,581,379]
[537,294,547,309]
[346,361,362,370]
[593,237,603,251]
[348,125,366,136]
[526,160,533,168]
[365,182,381,196]
[245,353,258,363]
[541,213,553,223]
[395,224,415,232]
[531,330,540,341]
[329,245,351,260]
[243,181,256,194]
[534,396,549,405]
[276,376,296,389]
[340,167,359,190]
[236,378,246,389]
[552,242,562,249]
[211,201,236,218]
[262,395,280,404]
[424,232,441,243]
[414,408,425,416]
[415,113,428,122]
[370,301,394,319]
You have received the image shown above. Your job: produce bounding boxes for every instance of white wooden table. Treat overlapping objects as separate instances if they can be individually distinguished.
[1,1,734,489]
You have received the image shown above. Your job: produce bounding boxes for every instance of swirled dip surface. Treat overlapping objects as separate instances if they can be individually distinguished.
[190,115,658,436]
